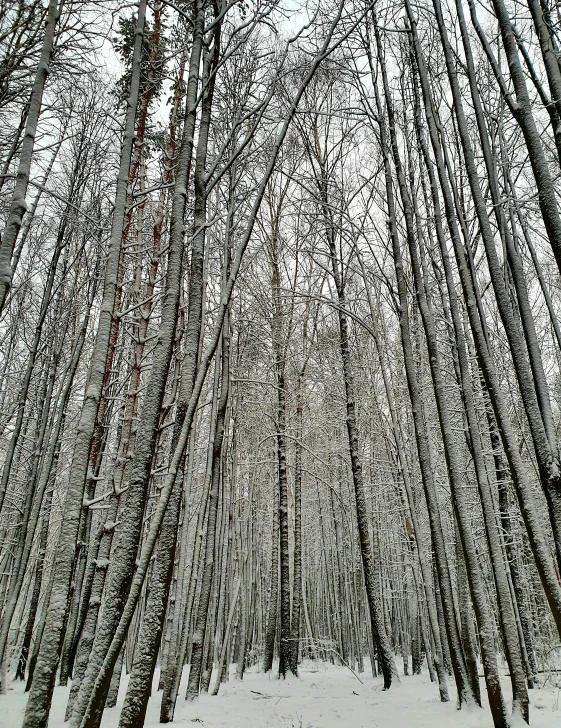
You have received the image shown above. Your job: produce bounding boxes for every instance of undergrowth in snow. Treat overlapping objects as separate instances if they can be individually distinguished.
[2,661,561,728]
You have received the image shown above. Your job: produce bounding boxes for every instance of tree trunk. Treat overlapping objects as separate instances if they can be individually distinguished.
[22,6,148,727]
[262,495,279,672]
[371,16,471,703]
[320,164,396,690]
[186,320,230,699]
[0,0,59,312]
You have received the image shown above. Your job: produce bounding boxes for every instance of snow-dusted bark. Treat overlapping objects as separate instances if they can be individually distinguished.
[371,18,472,704]
[15,471,54,681]
[469,0,561,276]
[39,10,376,727]
[526,0,561,137]
[0,264,97,686]
[211,575,242,694]
[447,0,561,577]
[0,0,59,312]
[408,15,529,716]
[454,524,481,704]
[104,45,187,728]
[409,0,561,663]
[267,215,293,680]
[66,1,206,722]
[317,160,396,689]
[262,480,279,672]
[105,649,124,708]
[64,501,117,719]
[489,400,538,685]
[186,320,230,699]
[21,6,148,727]
[289,372,304,675]
[355,230,449,701]
[159,463,208,721]
[386,41,508,724]
[0,208,68,516]
[121,20,218,723]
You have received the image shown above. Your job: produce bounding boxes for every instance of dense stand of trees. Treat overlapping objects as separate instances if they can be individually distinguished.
[2,1,561,727]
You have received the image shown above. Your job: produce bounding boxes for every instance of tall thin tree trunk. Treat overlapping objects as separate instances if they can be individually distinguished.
[289,366,305,675]
[319,160,396,689]
[14,470,54,681]
[186,321,230,699]
[263,490,279,673]
[65,12,352,725]
[406,0,561,653]
[370,17,471,703]
[0,0,59,312]
[68,10,207,728]
[22,6,148,726]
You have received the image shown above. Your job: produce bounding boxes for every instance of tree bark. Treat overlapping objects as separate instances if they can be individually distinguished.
[0,0,59,312]
[371,15,472,703]
[320,159,396,690]
[22,6,148,726]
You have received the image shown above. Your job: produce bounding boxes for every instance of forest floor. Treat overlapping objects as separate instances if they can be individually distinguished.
[3,661,561,728]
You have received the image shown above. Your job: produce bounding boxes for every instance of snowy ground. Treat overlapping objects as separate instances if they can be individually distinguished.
[3,661,561,728]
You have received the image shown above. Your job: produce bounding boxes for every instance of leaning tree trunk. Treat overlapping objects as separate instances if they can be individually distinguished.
[22,6,148,727]
[407,27,528,717]
[488,396,538,685]
[68,8,208,728]
[0,264,97,689]
[186,318,230,699]
[159,459,209,722]
[66,11,351,726]
[111,46,195,728]
[447,0,561,575]
[0,0,59,312]
[0,222,64,517]
[411,0,561,651]
[371,20,471,701]
[401,10,516,725]
[14,472,54,681]
[483,0,561,275]
[120,21,218,725]
[355,229,449,700]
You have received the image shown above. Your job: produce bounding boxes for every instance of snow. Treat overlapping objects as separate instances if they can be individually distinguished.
[2,661,561,728]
